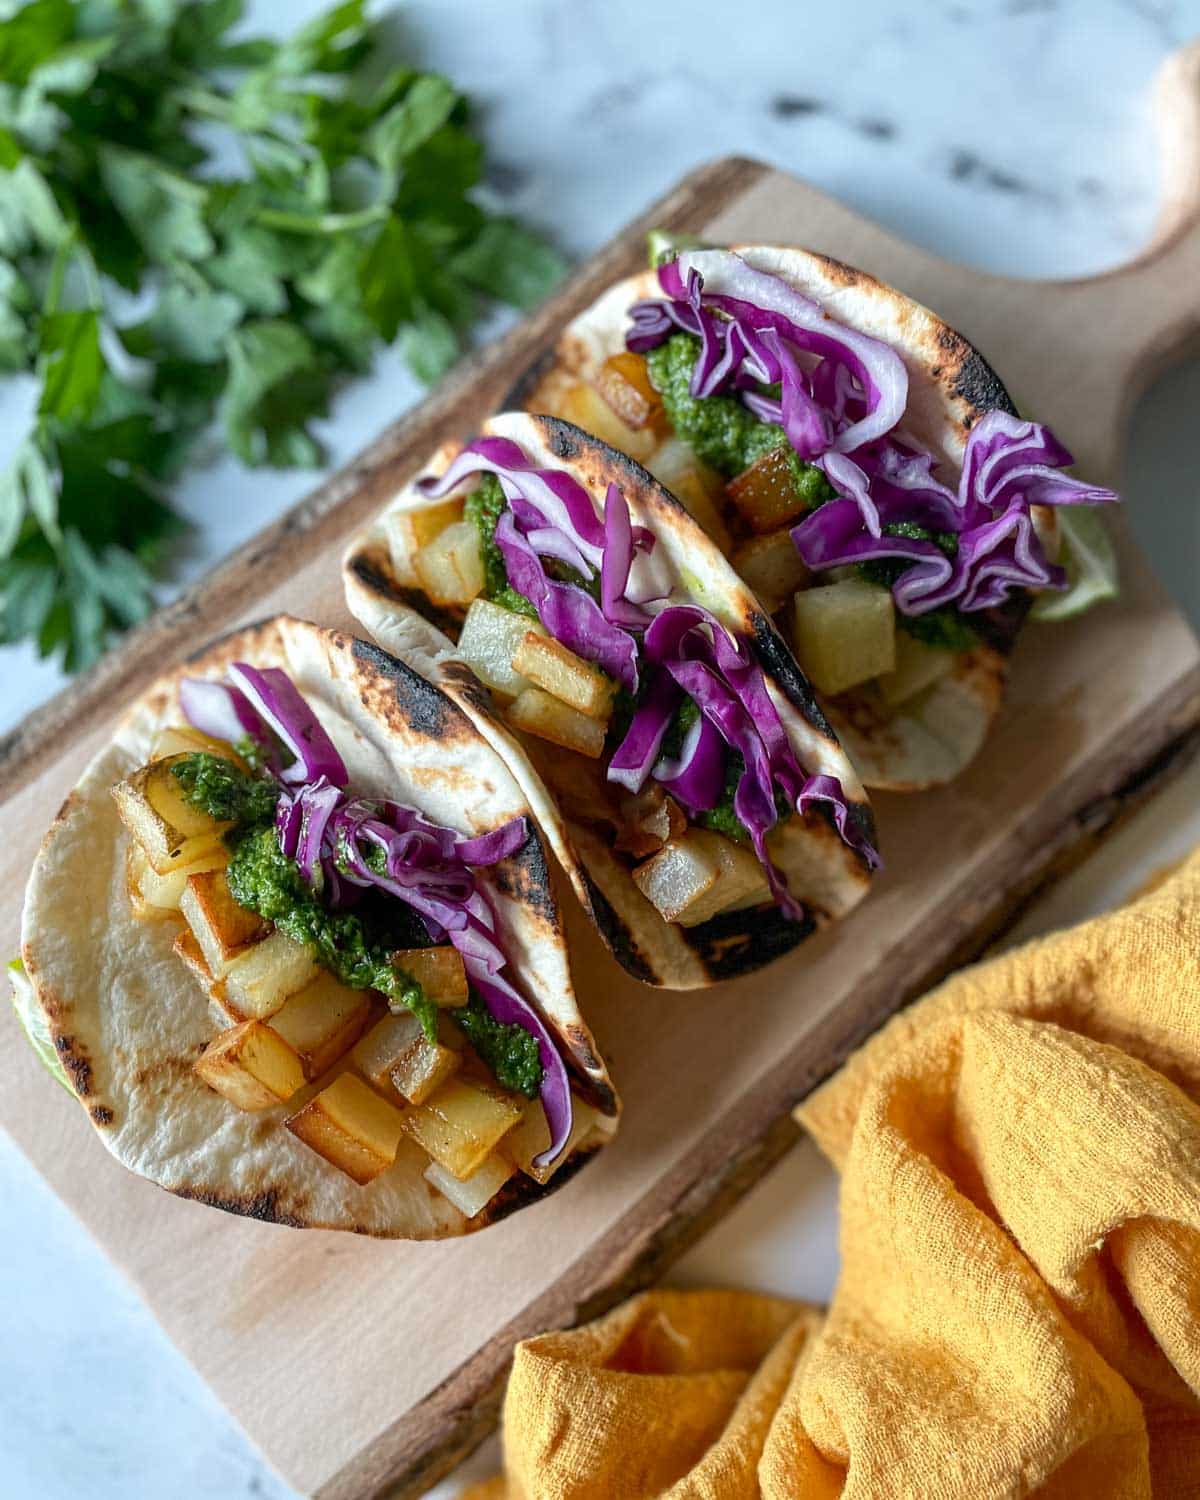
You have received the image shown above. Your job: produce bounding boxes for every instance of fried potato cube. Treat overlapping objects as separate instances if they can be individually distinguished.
[148,725,245,766]
[134,842,228,913]
[111,755,231,876]
[511,633,616,722]
[392,947,469,1008]
[556,381,658,463]
[286,1073,405,1185]
[732,529,811,614]
[457,598,546,698]
[633,828,769,926]
[502,1094,599,1184]
[592,352,665,432]
[195,1020,305,1111]
[614,785,688,858]
[385,496,465,564]
[125,843,162,922]
[424,1152,514,1218]
[180,869,268,977]
[413,519,485,606]
[352,1012,462,1104]
[791,580,896,696]
[269,972,372,1080]
[508,687,607,759]
[728,445,811,533]
[223,929,318,1020]
[645,438,732,552]
[402,1077,522,1181]
[877,630,955,706]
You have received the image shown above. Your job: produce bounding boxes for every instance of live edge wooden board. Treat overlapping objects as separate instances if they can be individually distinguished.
[6,42,1200,1499]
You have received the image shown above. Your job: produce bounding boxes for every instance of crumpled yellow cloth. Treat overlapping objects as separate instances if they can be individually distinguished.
[471,851,1200,1499]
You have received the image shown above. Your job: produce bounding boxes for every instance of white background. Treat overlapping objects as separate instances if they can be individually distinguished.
[4,1,1200,1496]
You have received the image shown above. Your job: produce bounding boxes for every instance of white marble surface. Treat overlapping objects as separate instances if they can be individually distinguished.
[4,1,1200,1496]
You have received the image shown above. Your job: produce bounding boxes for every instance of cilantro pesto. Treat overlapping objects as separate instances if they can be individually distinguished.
[455,995,543,1098]
[465,476,540,619]
[645,332,832,507]
[169,753,441,1047]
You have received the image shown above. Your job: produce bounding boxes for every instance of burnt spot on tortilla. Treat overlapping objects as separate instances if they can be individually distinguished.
[172,1183,309,1229]
[183,618,278,667]
[749,611,842,746]
[438,658,496,719]
[482,1141,600,1227]
[89,1105,114,1127]
[686,902,817,982]
[346,549,465,641]
[351,636,461,742]
[950,344,1016,423]
[488,825,559,927]
[807,252,867,291]
[54,1035,92,1098]
[579,870,657,984]
[562,1027,620,1118]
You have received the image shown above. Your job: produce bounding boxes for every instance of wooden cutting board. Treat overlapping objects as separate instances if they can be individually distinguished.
[5,43,1200,1500]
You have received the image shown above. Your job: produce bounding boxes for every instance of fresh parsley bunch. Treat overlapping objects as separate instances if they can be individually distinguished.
[0,0,566,670]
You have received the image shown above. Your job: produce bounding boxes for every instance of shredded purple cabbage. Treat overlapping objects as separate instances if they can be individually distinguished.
[626,250,1119,617]
[183,666,574,1165]
[792,412,1120,616]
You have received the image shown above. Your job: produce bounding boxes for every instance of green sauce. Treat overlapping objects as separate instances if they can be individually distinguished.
[455,994,543,1098]
[171,754,439,1047]
[170,753,279,826]
[645,333,832,509]
[464,475,539,619]
[856,525,978,652]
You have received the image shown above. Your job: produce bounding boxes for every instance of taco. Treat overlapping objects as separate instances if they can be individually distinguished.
[18,616,616,1237]
[344,412,878,990]
[508,243,1119,790]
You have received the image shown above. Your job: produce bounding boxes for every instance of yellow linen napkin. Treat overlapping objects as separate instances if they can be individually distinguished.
[471,850,1200,1498]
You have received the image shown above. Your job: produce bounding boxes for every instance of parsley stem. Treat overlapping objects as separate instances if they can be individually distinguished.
[252,204,390,235]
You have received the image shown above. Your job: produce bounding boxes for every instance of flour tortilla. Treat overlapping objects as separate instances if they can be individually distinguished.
[20,616,617,1238]
[344,412,877,990]
[508,243,1032,792]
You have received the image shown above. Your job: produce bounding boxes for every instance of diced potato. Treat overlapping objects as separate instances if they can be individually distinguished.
[392,947,469,1008]
[386,497,465,563]
[390,1038,462,1106]
[195,1020,305,1111]
[614,786,687,858]
[136,843,228,912]
[502,1094,599,1185]
[353,1012,462,1104]
[508,688,607,759]
[180,869,268,977]
[413,519,485,607]
[111,756,231,876]
[732,529,811,614]
[425,1153,514,1218]
[592,352,665,432]
[286,1073,405,1185]
[511,633,616,722]
[556,381,658,463]
[877,631,955,706]
[728,445,811,533]
[148,725,245,766]
[644,438,732,552]
[457,598,546,699]
[633,828,769,927]
[269,972,371,1080]
[174,928,215,989]
[125,843,162,922]
[791,580,896,696]
[223,929,319,1020]
[402,1076,522,1181]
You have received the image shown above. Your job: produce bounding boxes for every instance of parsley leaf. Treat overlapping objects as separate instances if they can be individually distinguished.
[0,0,567,672]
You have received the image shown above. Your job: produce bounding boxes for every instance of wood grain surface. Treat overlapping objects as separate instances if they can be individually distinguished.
[3,44,1200,1500]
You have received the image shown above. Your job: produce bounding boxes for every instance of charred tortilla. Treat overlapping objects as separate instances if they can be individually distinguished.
[19,616,616,1237]
[344,412,877,989]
